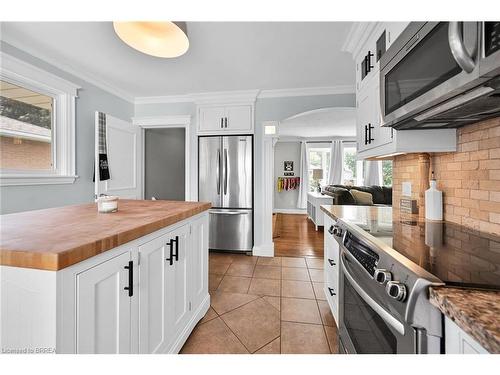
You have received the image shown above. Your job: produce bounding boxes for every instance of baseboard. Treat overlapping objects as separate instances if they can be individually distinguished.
[168,293,211,354]
[252,243,274,257]
[273,208,307,214]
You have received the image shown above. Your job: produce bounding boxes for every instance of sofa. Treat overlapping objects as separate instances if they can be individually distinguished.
[322,184,392,206]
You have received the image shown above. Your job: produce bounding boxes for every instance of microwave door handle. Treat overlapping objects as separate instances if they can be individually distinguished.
[448,22,477,73]
[341,253,405,335]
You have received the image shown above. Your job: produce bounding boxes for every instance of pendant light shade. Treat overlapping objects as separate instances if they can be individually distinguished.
[113,22,189,58]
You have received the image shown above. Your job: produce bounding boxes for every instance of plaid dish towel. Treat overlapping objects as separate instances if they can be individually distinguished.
[93,112,110,181]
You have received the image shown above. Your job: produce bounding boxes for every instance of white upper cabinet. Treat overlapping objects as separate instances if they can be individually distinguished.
[350,22,457,159]
[198,104,254,134]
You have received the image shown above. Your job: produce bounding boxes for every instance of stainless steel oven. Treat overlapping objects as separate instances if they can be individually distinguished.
[380,22,500,130]
[337,224,443,354]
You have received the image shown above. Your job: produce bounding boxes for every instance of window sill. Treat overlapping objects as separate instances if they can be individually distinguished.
[0,174,79,186]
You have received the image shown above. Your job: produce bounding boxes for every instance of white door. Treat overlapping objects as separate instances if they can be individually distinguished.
[166,224,192,344]
[188,214,209,314]
[96,112,142,199]
[76,251,132,353]
[225,105,252,132]
[198,106,225,132]
[138,233,171,354]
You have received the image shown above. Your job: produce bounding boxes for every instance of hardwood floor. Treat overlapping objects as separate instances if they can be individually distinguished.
[273,213,324,258]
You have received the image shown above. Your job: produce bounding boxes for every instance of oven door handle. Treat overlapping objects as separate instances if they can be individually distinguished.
[341,253,405,335]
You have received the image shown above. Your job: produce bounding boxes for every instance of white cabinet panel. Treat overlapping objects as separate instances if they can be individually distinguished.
[167,224,191,341]
[445,317,489,354]
[225,105,252,132]
[138,234,169,354]
[199,106,226,132]
[188,214,209,314]
[323,214,340,326]
[76,251,132,354]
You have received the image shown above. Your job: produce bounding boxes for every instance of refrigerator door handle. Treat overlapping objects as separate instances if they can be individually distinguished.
[223,148,228,195]
[216,149,221,195]
[210,210,250,215]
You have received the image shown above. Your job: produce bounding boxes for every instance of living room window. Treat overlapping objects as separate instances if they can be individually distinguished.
[0,52,80,186]
[308,145,330,189]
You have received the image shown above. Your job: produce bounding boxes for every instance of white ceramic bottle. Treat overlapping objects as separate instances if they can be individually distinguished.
[425,171,443,221]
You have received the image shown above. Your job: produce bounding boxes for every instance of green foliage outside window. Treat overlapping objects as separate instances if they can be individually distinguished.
[0,96,51,129]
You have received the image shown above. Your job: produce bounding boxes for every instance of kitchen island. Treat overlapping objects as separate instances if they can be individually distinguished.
[0,199,210,354]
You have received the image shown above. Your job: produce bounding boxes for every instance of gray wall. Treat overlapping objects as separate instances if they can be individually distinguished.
[273,141,301,210]
[0,42,134,214]
[144,128,185,201]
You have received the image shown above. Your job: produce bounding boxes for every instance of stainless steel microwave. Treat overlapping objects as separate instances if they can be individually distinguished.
[380,22,500,130]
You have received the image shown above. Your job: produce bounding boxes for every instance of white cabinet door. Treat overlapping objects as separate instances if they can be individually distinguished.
[188,214,209,314]
[76,251,132,353]
[356,84,372,153]
[445,317,489,354]
[225,105,253,132]
[166,224,192,343]
[199,106,226,132]
[138,233,170,354]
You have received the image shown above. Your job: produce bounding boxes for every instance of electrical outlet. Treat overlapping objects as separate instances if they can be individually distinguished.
[402,182,412,197]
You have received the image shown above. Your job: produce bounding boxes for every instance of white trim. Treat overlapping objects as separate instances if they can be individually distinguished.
[1,34,134,103]
[258,85,355,98]
[134,95,193,105]
[132,115,191,127]
[341,22,379,57]
[252,244,275,258]
[192,89,259,105]
[0,51,79,187]
[0,174,78,186]
[273,208,307,214]
[133,115,192,201]
[0,128,51,143]
[277,136,357,142]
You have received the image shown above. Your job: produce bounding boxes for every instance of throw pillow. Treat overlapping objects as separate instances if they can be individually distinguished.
[351,189,374,206]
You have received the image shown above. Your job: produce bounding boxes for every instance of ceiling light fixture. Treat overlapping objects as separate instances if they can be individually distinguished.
[113,21,189,58]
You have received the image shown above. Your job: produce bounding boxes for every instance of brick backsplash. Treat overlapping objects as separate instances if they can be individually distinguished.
[392,116,500,235]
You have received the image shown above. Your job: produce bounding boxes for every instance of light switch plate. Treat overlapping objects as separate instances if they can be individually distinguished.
[402,182,412,197]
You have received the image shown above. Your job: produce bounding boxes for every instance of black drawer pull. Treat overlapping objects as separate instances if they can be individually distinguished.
[328,225,335,235]
[328,287,336,296]
[328,258,336,266]
[124,261,133,297]
[166,239,174,265]
[173,235,179,262]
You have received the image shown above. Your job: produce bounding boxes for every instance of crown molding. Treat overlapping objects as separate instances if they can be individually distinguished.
[192,89,260,105]
[132,115,191,127]
[1,34,135,103]
[134,94,193,105]
[258,85,355,99]
[341,22,379,57]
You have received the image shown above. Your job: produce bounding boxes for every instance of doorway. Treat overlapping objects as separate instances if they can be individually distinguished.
[144,128,186,201]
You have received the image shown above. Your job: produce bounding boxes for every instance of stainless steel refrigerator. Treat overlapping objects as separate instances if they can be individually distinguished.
[198,135,253,252]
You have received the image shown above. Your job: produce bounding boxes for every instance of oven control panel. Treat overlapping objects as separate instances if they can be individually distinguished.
[344,231,380,276]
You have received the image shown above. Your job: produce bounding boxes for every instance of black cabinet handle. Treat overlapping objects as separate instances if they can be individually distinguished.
[364,125,369,145]
[328,225,335,235]
[328,259,336,266]
[328,287,336,296]
[366,51,374,73]
[224,117,228,128]
[368,123,374,144]
[173,235,179,262]
[124,261,133,297]
[220,118,223,128]
[166,239,174,265]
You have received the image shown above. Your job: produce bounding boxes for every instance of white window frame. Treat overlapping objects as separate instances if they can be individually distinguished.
[0,52,80,186]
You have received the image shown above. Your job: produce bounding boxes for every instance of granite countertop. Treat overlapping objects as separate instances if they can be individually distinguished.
[0,199,211,271]
[430,286,500,353]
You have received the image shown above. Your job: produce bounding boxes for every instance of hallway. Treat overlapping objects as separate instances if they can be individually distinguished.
[273,213,324,258]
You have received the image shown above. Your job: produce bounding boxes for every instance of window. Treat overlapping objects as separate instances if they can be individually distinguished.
[382,160,393,186]
[0,52,80,186]
[0,81,54,171]
[308,146,330,190]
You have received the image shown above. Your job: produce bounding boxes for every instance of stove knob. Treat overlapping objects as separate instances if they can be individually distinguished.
[374,269,392,284]
[386,281,407,301]
[336,227,343,237]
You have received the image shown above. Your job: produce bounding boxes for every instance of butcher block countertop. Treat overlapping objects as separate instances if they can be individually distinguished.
[0,200,211,271]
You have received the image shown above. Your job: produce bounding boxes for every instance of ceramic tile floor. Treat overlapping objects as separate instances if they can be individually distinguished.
[180,252,339,354]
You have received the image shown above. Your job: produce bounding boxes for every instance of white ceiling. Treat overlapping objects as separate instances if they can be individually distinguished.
[0,22,355,99]
[279,107,356,138]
